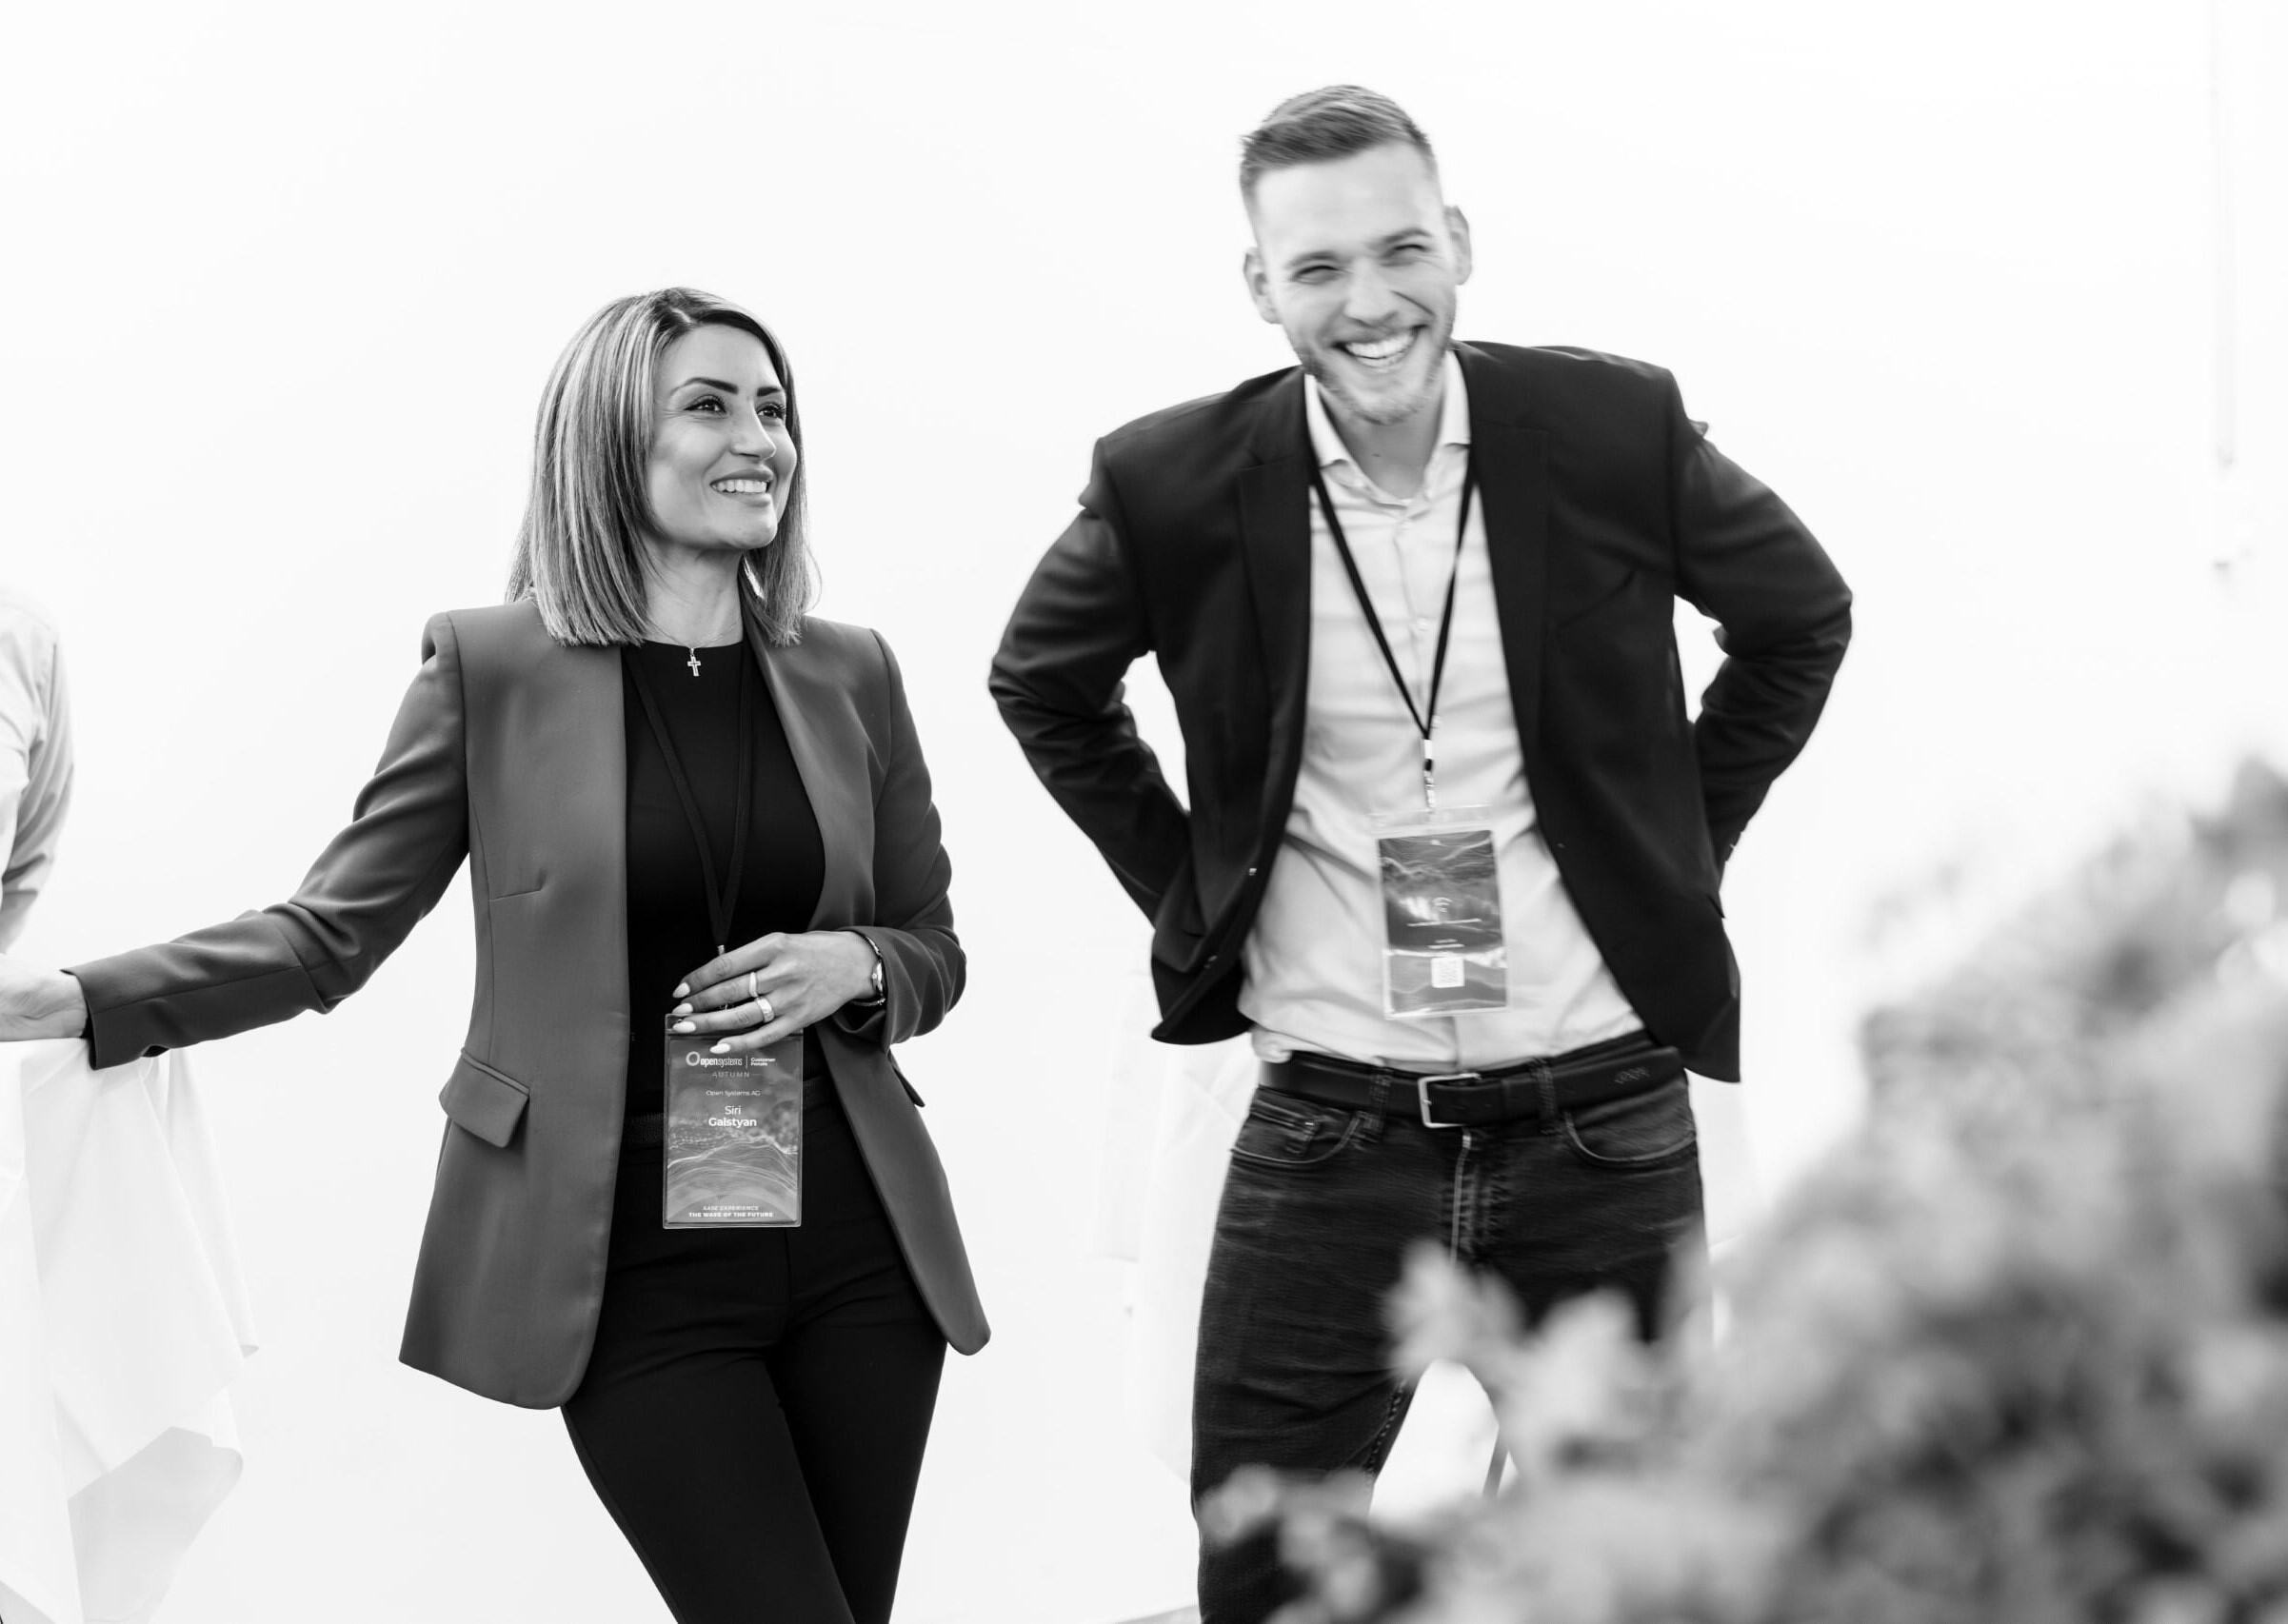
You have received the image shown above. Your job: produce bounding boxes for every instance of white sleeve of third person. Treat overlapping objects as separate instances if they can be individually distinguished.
[0,593,73,954]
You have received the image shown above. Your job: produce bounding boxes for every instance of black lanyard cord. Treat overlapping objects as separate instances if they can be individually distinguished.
[625,646,754,957]
[1309,461,1477,808]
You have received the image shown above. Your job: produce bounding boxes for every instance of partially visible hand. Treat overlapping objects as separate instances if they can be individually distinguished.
[671,931,878,1056]
[0,961,89,1041]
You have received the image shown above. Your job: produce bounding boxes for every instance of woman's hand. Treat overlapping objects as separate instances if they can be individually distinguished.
[670,931,878,1056]
[0,961,90,1041]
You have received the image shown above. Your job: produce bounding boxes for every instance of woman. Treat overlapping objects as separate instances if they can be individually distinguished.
[0,287,985,1624]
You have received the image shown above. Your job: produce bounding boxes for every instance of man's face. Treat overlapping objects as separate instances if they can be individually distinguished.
[1244,142,1472,428]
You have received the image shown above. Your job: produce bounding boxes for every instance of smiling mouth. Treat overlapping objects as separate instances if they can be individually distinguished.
[711,476,774,497]
[1338,331,1418,373]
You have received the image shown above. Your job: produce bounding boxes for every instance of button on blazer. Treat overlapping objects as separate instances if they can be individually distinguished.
[70,598,986,1407]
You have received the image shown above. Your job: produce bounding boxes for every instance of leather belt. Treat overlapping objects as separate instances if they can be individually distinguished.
[1262,1032,1681,1130]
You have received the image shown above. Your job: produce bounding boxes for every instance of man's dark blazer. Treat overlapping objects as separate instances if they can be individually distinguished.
[70,596,987,1407]
[989,342,1850,1081]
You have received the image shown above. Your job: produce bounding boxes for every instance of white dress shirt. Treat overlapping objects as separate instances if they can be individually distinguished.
[1240,352,1641,1069]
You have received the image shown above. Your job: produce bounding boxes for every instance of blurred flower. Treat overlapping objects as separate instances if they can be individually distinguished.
[1229,761,2288,1623]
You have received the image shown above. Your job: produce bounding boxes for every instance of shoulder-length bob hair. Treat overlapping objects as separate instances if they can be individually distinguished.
[507,287,816,647]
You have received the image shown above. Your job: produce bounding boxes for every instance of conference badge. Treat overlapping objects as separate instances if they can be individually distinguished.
[663,1019,803,1228]
[1371,805,1511,1019]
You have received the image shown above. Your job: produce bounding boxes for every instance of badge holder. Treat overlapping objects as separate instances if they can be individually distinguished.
[1371,803,1511,1019]
[624,646,805,1228]
[1312,461,1505,1018]
[662,1019,805,1227]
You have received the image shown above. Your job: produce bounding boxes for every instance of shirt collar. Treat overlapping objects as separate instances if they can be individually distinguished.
[1303,347,1471,478]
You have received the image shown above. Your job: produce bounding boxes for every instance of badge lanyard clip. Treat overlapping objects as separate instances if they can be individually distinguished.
[1310,463,1477,815]
[1318,459,1513,1020]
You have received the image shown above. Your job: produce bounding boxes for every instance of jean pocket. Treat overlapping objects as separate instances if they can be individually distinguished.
[1228,1091,1366,1171]
[1561,1079,1697,1170]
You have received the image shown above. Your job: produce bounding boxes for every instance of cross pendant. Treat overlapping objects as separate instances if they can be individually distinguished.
[686,648,702,678]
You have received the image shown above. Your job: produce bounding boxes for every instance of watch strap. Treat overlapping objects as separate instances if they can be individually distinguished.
[846,930,887,1005]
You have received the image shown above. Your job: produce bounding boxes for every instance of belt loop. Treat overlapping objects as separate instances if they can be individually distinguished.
[1534,1060,1560,1134]
[1363,1069,1392,1143]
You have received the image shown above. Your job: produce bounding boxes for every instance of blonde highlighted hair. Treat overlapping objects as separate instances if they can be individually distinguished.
[507,287,815,646]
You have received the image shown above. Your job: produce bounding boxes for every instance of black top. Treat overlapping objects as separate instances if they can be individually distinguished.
[622,639,826,1118]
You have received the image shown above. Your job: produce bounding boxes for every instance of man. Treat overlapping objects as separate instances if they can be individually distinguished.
[990,87,1849,1621]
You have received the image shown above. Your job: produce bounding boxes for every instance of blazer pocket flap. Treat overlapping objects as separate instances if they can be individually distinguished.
[440,1052,530,1148]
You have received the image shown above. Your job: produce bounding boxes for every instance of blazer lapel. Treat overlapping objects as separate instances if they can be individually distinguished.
[1237,372,1313,832]
[744,608,865,927]
[541,640,628,881]
[1461,347,1552,763]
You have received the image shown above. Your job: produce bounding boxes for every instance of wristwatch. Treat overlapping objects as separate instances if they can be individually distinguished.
[848,931,886,1004]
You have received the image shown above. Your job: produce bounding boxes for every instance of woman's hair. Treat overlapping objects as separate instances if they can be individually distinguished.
[506,287,815,646]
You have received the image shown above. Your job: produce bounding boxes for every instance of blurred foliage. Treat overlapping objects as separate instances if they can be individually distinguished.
[1221,762,2288,1624]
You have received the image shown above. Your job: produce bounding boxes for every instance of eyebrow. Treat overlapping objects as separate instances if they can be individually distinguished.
[1281,228,1433,274]
[670,376,786,396]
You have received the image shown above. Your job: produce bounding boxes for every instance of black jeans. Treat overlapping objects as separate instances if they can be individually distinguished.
[563,1094,945,1624]
[1191,1060,1706,1624]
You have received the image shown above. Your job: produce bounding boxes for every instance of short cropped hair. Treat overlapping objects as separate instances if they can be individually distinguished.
[507,287,816,648]
[1238,86,1438,206]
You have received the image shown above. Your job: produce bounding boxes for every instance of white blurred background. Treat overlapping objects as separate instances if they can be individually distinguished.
[3,1,2283,1619]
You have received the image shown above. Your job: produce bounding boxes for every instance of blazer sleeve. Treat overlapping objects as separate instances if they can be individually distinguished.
[70,613,472,1068]
[833,629,964,1049]
[986,440,1191,918]
[1664,375,1853,865]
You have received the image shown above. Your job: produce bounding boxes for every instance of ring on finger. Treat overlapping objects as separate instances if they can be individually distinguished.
[747,969,760,1001]
[754,995,776,1024]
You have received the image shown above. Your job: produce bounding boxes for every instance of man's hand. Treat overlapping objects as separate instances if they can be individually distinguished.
[667,931,880,1057]
[0,961,89,1040]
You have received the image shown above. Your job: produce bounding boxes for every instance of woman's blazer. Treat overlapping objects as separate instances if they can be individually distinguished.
[67,599,987,1406]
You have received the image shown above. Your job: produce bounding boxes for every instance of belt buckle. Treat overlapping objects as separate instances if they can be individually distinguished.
[1415,1071,1482,1129]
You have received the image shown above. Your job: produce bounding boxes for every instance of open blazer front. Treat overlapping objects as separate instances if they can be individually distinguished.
[991,342,1853,1081]
[70,596,987,1407]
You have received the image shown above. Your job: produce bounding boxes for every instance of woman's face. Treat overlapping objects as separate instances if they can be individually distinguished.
[644,324,796,560]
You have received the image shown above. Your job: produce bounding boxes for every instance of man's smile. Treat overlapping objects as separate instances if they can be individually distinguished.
[1336,330,1420,372]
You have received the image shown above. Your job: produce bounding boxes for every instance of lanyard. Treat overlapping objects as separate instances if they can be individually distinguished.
[625,646,754,958]
[1309,459,1477,811]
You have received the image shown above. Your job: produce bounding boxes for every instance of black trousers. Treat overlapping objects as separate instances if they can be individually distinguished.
[564,1093,945,1624]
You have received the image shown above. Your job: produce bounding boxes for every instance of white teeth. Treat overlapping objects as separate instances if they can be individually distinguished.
[1341,334,1413,366]
[712,479,772,494]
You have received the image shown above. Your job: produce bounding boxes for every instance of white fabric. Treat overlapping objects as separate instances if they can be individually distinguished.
[0,588,73,954]
[0,1040,256,1624]
[1090,973,1257,1477]
[1241,353,1641,1068]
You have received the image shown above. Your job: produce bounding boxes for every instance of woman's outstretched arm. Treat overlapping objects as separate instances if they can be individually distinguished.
[0,614,471,1065]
